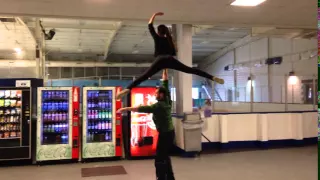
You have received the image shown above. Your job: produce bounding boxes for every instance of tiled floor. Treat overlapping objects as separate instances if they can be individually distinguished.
[0,146,317,180]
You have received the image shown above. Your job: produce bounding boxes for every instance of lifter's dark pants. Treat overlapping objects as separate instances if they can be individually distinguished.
[155,130,175,180]
[127,55,215,89]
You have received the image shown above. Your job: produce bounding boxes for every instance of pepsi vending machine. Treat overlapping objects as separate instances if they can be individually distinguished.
[81,87,122,160]
[36,87,80,162]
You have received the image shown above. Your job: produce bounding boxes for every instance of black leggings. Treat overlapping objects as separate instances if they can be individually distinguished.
[155,130,175,180]
[127,55,215,89]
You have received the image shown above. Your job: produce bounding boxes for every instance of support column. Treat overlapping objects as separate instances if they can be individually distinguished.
[172,24,193,114]
[35,19,41,78]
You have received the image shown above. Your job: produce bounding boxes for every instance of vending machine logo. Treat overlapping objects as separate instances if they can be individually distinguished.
[73,88,78,102]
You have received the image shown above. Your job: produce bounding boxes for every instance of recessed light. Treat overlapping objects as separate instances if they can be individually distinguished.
[132,50,139,54]
[231,0,266,6]
[200,41,210,44]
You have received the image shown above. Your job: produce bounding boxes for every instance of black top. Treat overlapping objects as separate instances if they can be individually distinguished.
[148,23,177,57]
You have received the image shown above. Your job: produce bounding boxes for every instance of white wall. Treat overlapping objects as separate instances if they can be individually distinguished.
[200,37,317,104]
[173,111,317,149]
[201,51,235,101]
[0,67,37,78]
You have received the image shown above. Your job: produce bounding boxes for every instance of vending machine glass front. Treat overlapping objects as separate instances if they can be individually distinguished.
[41,90,69,145]
[0,90,22,144]
[86,90,113,143]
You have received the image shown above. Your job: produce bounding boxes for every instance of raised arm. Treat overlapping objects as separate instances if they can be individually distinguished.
[148,12,164,38]
[162,69,172,105]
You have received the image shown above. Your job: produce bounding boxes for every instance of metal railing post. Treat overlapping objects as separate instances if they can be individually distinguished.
[284,75,288,111]
[312,74,316,110]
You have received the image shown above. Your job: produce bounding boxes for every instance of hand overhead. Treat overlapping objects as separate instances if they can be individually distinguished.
[149,12,164,24]
[162,69,168,80]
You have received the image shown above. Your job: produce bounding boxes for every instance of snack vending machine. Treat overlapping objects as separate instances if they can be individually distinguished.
[36,87,80,162]
[0,88,32,161]
[81,87,122,160]
[128,87,158,158]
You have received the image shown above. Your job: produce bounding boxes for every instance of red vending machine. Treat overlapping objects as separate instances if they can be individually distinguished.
[36,87,80,162]
[128,87,158,157]
[80,86,122,160]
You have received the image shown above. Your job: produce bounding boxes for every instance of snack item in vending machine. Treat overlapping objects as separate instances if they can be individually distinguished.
[0,99,4,107]
[0,110,3,115]
[17,100,21,107]
[10,131,16,137]
[16,90,22,98]
[16,108,21,115]
[10,100,17,107]
[0,132,3,138]
[4,90,10,98]
[10,90,17,98]
[5,109,10,115]
[17,132,21,137]
[4,132,9,138]
[4,100,10,107]
[11,109,16,115]
[0,90,4,98]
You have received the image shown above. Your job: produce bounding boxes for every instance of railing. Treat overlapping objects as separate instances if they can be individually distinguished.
[46,74,317,113]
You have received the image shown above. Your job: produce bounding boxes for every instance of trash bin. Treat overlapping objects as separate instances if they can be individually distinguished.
[182,112,203,152]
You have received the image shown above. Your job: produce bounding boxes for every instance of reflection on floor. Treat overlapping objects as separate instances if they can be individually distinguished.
[0,146,317,180]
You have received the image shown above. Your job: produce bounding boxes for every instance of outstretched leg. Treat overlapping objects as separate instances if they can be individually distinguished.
[165,57,224,84]
[116,57,166,99]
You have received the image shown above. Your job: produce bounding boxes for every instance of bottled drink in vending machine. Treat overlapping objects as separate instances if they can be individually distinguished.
[108,111,112,120]
[63,101,68,111]
[94,110,98,119]
[43,91,48,99]
[98,111,102,119]
[48,91,52,99]
[98,100,102,108]
[62,91,67,99]
[63,112,67,121]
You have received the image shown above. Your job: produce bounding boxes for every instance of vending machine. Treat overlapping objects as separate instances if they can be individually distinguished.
[36,87,80,162]
[0,78,43,162]
[81,87,122,160]
[0,88,32,161]
[128,87,159,158]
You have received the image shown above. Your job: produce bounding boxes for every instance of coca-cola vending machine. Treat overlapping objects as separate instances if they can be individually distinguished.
[36,87,80,162]
[128,87,158,158]
[80,86,122,160]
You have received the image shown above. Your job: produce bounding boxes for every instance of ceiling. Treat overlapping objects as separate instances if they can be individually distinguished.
[0,0,316,28]
[0,17,35,60]
[0,17,251,63]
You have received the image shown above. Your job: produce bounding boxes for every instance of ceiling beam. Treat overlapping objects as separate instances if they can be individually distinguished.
[26,21,118,30]
[103,22,122,60]
[0,59,198,68]
[15,17,36,44]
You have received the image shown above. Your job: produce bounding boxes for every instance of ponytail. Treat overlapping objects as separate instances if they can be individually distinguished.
[165,28,177,53]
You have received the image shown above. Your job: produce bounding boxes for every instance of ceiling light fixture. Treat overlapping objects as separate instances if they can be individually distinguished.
[231,0,266,6]
[14,47,22,54]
